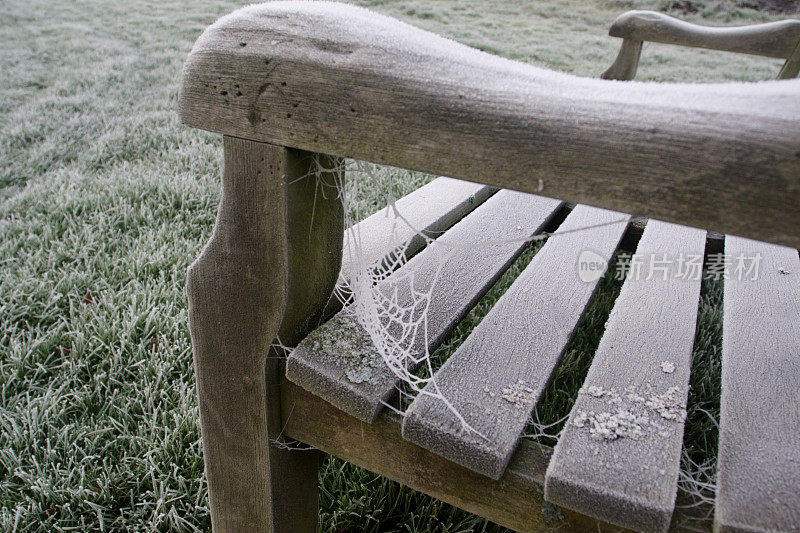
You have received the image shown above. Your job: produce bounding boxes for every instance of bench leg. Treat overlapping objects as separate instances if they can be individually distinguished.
[600,38,643,80]
[187,137,343,532]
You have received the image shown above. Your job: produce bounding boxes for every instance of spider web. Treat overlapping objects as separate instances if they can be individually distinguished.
[289,155,717,510]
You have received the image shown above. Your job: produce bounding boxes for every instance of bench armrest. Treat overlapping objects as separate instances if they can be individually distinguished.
[179,2,800,248]
[601,10,800,80]
[608,10,800,58]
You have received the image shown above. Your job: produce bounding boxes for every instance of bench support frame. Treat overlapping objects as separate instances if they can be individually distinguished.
[187,137,343,532]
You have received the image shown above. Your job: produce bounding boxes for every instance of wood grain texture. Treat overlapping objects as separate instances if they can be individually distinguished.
[187,138,343,532]
[545,220,706,533]
[716,237,800,532]
[340,177,495,281]
[286,190,562,422]
[179,2,800,248]
[608,10,800,59]
[280,375,713,532]
[402,205,629,480]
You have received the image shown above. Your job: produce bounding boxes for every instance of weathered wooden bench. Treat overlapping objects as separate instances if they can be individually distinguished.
[178,3,800,531]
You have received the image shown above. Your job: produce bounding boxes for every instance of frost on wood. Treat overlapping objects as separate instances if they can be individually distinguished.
[209,1,800,121]
[288,156,633,432]
[286,154,696,461]
[287,155,573,431]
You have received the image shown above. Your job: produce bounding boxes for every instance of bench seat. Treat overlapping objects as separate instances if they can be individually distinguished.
[285,177,800,532]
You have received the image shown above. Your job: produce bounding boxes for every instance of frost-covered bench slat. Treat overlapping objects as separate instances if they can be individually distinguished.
[339,177,495,283]
[716,237,800,532]
[545,221,706,532]
[287,190,562,422]
[402,205,629,479]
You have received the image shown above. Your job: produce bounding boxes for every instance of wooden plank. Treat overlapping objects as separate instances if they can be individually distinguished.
[340,177,495,281]
[279,374,713,533]
[608,10,800,59]
[545,220,706,533]
[179,2,800,248]
[279,375,574,533]
[402,205,630,479]
[715,237,800,532]
[286,190,562,422]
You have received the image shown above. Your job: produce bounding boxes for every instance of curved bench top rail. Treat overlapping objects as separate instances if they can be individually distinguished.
[179,1,800,249]
[609,10,800,59]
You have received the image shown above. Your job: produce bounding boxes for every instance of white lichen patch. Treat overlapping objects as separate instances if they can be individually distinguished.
[582,385,619,400]
[625,385,646,404]
[574,383,688,442]
[501,380,536,408]
[645,386,686,422]
[660,361,675,374]
[585,385,608,398]
[306,313,386,385]
[573,409,648,441]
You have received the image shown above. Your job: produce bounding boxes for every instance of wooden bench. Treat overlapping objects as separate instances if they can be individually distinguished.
[178,3,800,531]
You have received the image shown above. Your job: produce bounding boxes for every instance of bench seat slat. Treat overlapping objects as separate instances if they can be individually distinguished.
[716,237,800,532]
[544,220,706,532]
[287,190,562,422]
[402,205,629,479]
[340,177,495,281]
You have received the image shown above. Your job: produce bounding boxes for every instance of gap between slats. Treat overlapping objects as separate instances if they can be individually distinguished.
[524,250,631,446]
[527,237,724,527]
